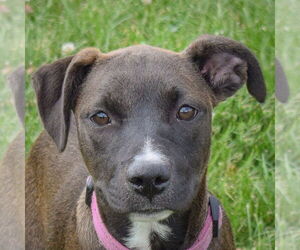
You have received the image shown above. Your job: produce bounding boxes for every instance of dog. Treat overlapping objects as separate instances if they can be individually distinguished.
[0,66,25,249]
[26,35,266,250]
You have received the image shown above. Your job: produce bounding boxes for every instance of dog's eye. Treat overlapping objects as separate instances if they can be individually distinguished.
[90,111,111,126]
[177,105,198,121]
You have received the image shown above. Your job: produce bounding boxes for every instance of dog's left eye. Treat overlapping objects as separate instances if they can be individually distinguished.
[177,105,198,121]
[90,111,111,126]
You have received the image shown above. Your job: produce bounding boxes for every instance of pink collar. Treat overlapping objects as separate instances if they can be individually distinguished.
[91,191,222,250]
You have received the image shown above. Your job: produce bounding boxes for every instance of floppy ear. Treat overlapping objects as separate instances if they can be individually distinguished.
[32,48,101,152]
[8,66,25,127]
[275,58,289,103]
[183,35,266,103]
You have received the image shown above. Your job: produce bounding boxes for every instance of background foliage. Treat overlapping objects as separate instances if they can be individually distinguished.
[0,0,23,159]
[276,0,300,248]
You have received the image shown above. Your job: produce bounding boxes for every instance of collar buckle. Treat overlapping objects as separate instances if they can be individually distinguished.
[85,175,94,207]
[209,195,220,238]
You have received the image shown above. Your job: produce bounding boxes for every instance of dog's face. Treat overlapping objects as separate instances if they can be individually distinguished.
[74,46,213,212]
[32,35,266,214]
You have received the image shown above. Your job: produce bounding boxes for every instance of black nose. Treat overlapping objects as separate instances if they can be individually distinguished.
[127,162,171,201]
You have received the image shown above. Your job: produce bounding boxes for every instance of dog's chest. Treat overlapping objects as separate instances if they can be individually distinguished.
[124,219,172,250]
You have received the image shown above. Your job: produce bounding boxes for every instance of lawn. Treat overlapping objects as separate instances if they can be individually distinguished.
[276,0,300,248]
[0,0,24,159]
[25,0,275,249]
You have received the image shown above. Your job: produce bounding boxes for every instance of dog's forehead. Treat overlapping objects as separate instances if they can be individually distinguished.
[94,45,189,87]
[77,45,211,112]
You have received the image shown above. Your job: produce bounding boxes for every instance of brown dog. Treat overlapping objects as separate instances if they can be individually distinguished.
[26,35,266,249]
[0,66,25,249]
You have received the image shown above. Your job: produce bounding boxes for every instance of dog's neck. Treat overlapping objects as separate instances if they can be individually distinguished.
[96,191,190,250]
[77,179,208,250]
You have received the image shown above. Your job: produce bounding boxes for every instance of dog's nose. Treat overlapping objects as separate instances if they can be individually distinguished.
[127,163,171,200]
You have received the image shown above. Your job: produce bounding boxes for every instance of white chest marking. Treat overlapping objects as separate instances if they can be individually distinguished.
[124,211,173,250]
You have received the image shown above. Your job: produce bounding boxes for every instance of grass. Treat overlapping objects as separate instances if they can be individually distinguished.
[26,0,275,249]
[0,74,20,159]
[0,0,24,159]
[276,0,300,249]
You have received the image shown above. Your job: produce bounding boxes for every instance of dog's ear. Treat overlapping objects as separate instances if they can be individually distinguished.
[7,66,25,127]
[275,58,289,103]
[32,48,101,152]
[183,35,266,103]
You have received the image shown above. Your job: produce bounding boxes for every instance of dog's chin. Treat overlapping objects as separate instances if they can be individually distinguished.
[103,192,194,214]
[129,210,173,222]
[99,181,199,214]
[104,197,173,214]
[100,193,195,215]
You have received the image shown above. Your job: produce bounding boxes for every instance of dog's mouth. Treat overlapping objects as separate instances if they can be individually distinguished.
[135,208,165,214]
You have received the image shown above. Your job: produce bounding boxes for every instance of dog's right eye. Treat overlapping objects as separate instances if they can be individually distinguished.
[177,105,198,121]
[90,111,111,126]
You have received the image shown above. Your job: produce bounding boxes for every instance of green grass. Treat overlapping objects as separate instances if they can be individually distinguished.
[276,0,300,249]
[0,0,24,159]
[0,74,20,159]
[26,0,275,249]
[276,98,300,249]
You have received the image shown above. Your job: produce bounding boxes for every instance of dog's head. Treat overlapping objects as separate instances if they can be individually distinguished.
[32,35,266,214]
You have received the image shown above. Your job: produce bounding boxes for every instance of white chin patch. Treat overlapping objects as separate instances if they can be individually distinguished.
[124,210,173,250]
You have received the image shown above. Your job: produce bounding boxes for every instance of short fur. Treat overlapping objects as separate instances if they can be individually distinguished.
[0,66,25,249]
[26,35,266,249]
